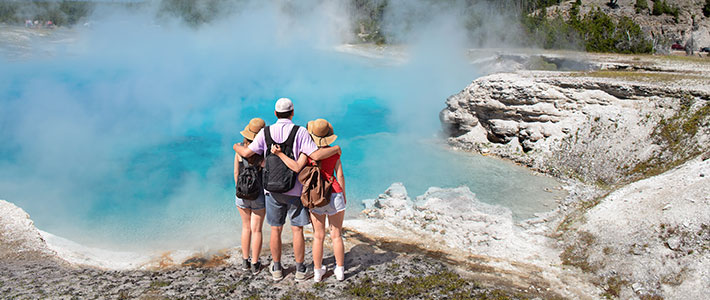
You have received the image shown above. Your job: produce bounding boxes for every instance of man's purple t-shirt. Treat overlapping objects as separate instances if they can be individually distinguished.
[248,118,317,196]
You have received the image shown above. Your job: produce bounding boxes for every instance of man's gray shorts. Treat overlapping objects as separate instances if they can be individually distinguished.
[265,193,310,227]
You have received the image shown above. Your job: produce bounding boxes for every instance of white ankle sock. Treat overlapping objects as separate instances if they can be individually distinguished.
[334,265,345,280]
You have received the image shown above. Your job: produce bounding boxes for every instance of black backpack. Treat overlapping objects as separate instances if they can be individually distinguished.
[263,125,300,193]
[236,158,262,200]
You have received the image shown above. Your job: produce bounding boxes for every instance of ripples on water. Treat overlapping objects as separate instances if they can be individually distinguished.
[0,22,563,251]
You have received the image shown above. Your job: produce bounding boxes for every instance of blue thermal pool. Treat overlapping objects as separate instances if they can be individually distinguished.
[0,23,564,251]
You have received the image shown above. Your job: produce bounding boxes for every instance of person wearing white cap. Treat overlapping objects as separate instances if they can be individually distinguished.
[233,98,341,281]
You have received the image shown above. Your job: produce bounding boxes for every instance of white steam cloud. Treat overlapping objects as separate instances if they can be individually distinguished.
[0,0,525,251]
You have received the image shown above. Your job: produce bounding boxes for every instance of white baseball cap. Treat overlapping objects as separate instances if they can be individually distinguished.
[275,98,293,113]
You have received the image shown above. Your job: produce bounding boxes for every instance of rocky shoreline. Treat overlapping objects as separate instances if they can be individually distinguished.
[1,199,542,300]
[443,52,710,185]
[436,52,710,299]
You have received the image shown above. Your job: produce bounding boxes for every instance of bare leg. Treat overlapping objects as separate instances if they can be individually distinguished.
[309,213,327,269]
[250,209,265,262]
[270,226,283,263]
[237,207,252,260]
[328,211,345,267]
[292,225,306,264]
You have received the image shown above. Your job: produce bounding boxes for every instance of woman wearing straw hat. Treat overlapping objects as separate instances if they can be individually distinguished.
[234,117,267,275]
[271,118,346,282]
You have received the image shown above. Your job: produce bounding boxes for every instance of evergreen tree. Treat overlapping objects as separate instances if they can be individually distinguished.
[0,2,18,24]
[583,8,616,52]
[59,2,92,26]
[651,0,679,22]
[704,0,710,17]
[614,16,653,53]
[635,0,648,13]
[569,0,582,30]
[521,3,653,54]
[652,0,664,16]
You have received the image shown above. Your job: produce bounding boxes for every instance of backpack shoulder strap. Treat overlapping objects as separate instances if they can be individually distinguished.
[264,126,273,156]
[283,125,300,147]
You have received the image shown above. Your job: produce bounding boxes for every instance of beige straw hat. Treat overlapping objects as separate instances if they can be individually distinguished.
[240,118,265,140]
[307,119,337,147]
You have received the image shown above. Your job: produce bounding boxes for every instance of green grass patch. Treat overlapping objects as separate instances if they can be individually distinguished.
[639,294,665,300]
[313,282,327,291]
[345,271,525,300]
[653,54,710,63]
[571,70,706,83]
[280,291,322,300]
[117,290,129,300]
[149,280,170,288]
[561,231,598,272]
[683,102,710,135]
[245,294,262,300]
[621,53,710,64]
[217,283,238,294]
[555,189,610,234]
[579,197,602,211]
[602,276,628,299]
[628,100,708,178]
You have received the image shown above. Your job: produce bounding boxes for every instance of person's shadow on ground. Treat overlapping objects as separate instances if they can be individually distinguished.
[318,231,399,281]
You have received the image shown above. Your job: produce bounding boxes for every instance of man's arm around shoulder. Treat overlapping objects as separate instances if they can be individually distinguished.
[234,128,266,158]
[233,143,256,158]
[309,145,340,161]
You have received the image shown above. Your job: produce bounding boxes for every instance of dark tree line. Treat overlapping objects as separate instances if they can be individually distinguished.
[352,0,654,53]
[521,1,652,53]
[0,0,655,54]
[350,0,388,44]
[0,1,92,27]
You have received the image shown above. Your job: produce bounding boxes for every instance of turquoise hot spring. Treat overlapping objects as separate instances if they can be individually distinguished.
[0,15,564,252]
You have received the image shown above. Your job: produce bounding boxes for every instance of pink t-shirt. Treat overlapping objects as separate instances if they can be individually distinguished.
[248,118,318,196]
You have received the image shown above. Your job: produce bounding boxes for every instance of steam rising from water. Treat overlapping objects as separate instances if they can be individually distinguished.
[0,1,561,251]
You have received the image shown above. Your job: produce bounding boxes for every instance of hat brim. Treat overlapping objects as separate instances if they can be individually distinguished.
[311,133,337,147]
[240,128,257,140]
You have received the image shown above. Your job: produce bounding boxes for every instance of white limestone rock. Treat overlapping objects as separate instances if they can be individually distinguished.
[576,157,710,300]
[364,184,566,260]
[0,199,57,261]
[441,70,710,183]
[357,183,602,299]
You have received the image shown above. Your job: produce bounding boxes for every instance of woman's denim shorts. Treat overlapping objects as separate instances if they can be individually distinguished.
[309,192,345,216]
[235,192,266,210]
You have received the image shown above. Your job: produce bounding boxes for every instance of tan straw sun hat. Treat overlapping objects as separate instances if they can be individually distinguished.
[307,119,338,147]
[240,118,265,140]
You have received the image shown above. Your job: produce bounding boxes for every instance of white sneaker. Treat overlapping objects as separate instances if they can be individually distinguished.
[334,265,345,281]
[313,265,327,282]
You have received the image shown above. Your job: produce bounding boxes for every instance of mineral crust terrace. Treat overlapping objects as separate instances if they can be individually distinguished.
[433,52,710,299]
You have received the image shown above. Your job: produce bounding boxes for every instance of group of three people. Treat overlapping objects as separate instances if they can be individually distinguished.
[232,98,347,282]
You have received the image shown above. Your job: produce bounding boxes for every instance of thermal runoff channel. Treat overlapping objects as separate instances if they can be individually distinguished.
[0,2,562,251]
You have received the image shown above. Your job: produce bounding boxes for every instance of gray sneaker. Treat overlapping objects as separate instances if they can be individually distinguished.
[251,261,262,275]
[241,259,250,271]
[269,262,284,281]
[294,268,310,282]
